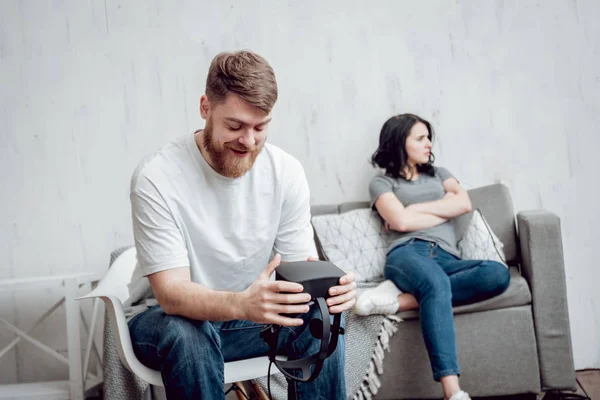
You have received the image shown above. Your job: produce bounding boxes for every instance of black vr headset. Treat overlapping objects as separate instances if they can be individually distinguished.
[260,260,346,384]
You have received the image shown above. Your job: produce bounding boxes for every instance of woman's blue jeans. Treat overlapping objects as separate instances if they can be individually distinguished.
[128,305,346,399]
[385,239,510,381]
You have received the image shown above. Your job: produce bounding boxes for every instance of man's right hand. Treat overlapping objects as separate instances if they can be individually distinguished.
[237,254,312,326]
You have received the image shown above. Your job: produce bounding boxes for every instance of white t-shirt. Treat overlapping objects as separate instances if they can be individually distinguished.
[127,133,317,305]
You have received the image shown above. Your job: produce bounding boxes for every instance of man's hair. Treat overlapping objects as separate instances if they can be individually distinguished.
[206,50,278,114]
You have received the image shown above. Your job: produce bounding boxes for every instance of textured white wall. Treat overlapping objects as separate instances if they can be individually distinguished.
[1,0,598,383]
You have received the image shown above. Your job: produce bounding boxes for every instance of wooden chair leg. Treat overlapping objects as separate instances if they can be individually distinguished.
[226,382,251,400]
[251,381,269,400]
[227,380,269,400]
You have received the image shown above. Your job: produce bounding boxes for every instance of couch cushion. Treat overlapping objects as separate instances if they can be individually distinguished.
[397,266,531,320]
[376,305,541,398]
[454,184,519,264]
[458,209,508,267]
[311,208,392,283]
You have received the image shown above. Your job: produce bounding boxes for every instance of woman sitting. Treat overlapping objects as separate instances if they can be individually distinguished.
[355,113,510,400]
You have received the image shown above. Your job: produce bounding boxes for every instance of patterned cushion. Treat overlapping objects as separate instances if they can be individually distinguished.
[311,208,392,283]
[457,209,508,267]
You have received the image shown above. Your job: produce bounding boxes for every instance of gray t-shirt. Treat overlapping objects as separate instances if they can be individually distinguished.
[369,166,460,257]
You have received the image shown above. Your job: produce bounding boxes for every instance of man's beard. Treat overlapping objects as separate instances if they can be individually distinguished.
[202,119,263,178]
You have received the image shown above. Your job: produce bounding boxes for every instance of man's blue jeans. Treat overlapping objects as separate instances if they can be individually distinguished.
[385,239,510,381]
[128,305,346,399]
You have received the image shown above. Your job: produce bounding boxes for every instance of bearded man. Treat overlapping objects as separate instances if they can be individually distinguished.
[126,50,356,400]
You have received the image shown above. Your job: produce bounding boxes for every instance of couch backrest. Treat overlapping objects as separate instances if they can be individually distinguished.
[310,183,519,264]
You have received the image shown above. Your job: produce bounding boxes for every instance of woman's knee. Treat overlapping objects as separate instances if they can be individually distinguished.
[385,252,451,297]
[403,268,451,299]
[482,261,511,295]
[421,273,452,297]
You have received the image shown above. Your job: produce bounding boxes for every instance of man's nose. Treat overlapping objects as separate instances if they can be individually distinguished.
[238,129,256,147]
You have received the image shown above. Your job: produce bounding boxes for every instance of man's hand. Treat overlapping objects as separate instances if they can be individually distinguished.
[238,254,312,327]
[327,272,357,314]
[307,257,357,313]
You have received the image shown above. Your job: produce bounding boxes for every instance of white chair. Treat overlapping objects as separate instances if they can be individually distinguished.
[78,247,278,394]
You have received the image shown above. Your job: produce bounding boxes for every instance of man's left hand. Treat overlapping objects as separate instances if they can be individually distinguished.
[307,257,356,313]
[327,272,357,313]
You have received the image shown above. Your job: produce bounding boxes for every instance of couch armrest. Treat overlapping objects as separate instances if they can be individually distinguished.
[517,210,576,391]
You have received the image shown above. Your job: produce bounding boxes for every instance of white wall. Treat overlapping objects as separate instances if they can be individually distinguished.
[1,0,598,383]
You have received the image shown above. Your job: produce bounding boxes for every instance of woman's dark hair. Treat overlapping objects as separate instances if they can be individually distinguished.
[370,113,435,179]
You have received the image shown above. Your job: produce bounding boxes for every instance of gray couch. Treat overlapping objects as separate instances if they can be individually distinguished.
[311,183,576,399]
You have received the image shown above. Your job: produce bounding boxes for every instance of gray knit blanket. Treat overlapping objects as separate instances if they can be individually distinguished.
[102,249,402,400]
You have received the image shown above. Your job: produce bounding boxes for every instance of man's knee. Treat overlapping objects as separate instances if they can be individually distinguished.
[158,315,221,357]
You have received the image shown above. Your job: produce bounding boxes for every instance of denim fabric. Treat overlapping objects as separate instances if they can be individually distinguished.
[385,239,510,381]
[128,305,346,399]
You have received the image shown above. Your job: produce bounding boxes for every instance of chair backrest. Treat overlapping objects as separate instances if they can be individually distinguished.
[85,247,138,303]
[81,246,279,387]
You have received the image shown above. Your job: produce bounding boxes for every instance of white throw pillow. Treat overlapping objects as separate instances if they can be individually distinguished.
[457,209,508,267]
[311,209,391,283]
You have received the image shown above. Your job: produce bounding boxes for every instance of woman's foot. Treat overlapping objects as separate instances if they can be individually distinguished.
[441,375,470,400]
[354,280,401,315]
[448,391,471,400]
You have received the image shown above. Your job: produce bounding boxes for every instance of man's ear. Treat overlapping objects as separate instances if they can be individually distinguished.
[199,95,211,120]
